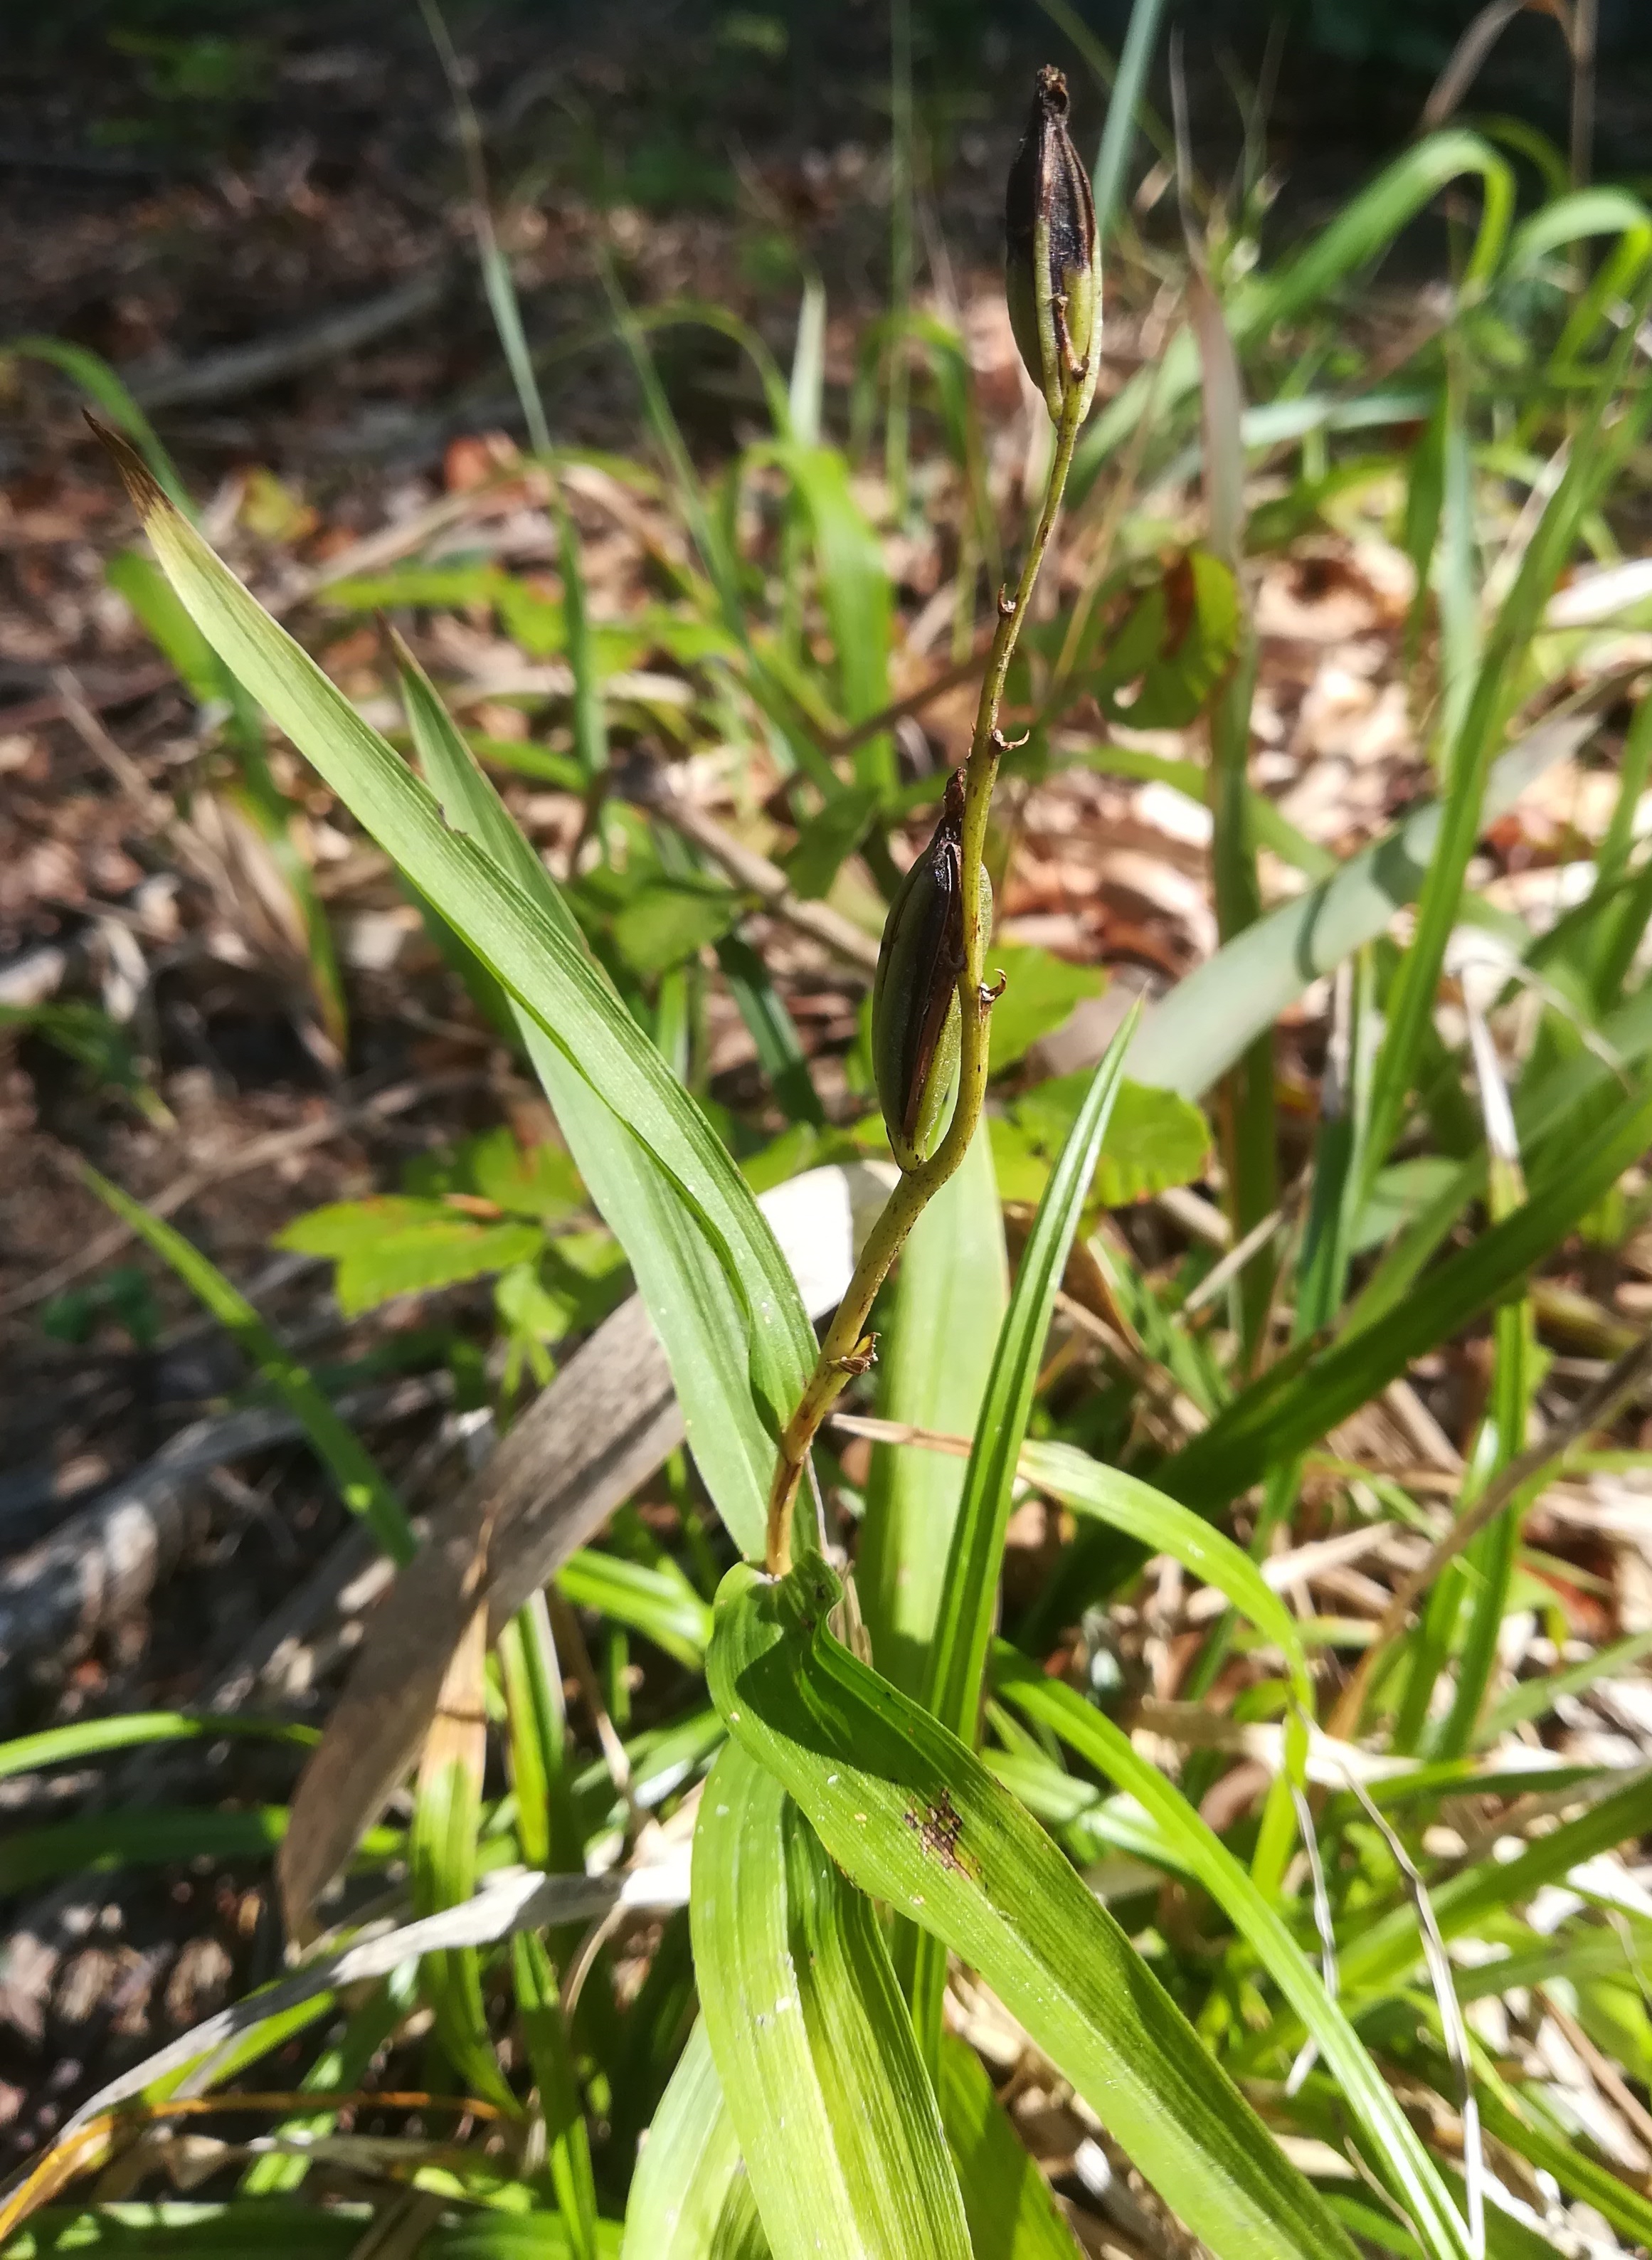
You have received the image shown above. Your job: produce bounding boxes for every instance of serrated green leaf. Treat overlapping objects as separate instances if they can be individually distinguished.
[1088,549,1240,727]
[334,1218,545,1318]
[1010,1074,1211,1208]
[613,876,744,977]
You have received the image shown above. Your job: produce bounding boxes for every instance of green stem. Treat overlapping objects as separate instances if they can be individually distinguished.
[764,390,1086,1573]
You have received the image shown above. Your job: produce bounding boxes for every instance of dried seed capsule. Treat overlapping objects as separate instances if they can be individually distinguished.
[1005,65,1101,424]
[872,771,992,1171]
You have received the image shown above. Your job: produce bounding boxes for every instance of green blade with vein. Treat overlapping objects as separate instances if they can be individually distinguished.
[95,423,814,1445]
[692,1743,970,2260]
[993,1653,1474,2260]
[620,2017,766,2259]
[707,1556,1360,2260]
[392,630,777,1555]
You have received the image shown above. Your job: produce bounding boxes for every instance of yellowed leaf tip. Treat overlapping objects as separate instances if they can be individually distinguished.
[84,413,167,519]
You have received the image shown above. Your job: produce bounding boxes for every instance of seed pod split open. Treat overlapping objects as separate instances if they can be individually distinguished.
[872,770,993,1173]
[1005,65,1101,425]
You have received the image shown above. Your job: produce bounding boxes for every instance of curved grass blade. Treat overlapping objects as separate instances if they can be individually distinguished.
[1017,1443,1313,1711]
[707,1556,1361,2260]
[392,630,781,1555]
[924,1017,1136,1746]
[938,2033,1085,2259]
[95,427,815,1447]
[620,2017,766,2260]
[692,1742,971,2260]
[0,1713,315,1780]
[992,1653,1476,2260]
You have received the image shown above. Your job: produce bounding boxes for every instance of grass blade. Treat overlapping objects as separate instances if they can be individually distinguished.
[995,1654,1476,2260]
[97,426,816,1445]
[708,1556,1362,2260]
[620,2017,766,2259]
[692,1743,971,2260]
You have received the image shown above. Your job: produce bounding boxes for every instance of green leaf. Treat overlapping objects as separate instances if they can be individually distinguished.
[0,1712,316,1783]
[0,1807,396,1894]
[1086,549,1240,727]
[613,876,745,977]
[0,2200,623,2256]
[106,438,815,1451]
[938,2034,1085,2260]
[771,443,894,791]
[692,1742,972,2260]
[858,1124,1007,1698]
[322,561,504,611]
[923,1023,1135,1750]
[467,1129,586,1221]
[388,633,783,1553]
[621,2017,767,2259]
[278,1199,546,1316]
[986,946,1107,1075]
[706,1557,1360,2260]
[556,1551,714,1670]
[1007,1073,1211,1208]
[780,785,881,903]
[994,1655,1475,2260]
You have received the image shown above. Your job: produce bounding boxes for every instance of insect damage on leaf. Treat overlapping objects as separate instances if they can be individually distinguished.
[903,1786,977,1879]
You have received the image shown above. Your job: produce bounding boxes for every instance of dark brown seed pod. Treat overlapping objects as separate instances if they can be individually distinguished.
[872,770,993,1172]
[1005,65,1101,423]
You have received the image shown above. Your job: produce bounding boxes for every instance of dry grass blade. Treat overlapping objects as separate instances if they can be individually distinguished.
[276,1291,681,1934]
[1329,1324,1652,1738]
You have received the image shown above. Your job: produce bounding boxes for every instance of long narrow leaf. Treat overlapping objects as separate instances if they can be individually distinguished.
[99,428,815,1448]
[707,1556,1361,2260]
[692,1743,971,2260]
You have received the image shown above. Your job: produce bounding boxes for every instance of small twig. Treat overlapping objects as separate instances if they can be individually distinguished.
[1328,1325,1652,1740]
[1180,1205,1283,1319]
[51,667,154,800]
[820,644,990,761]
[640,780,881,975]
[1540,1987,1652,2161]
[125,267,456,413]
[0,1070,484,1319]
[0,665,174,738]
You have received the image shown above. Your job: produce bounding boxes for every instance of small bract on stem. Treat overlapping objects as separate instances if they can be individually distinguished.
[763,66,1100,1575]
